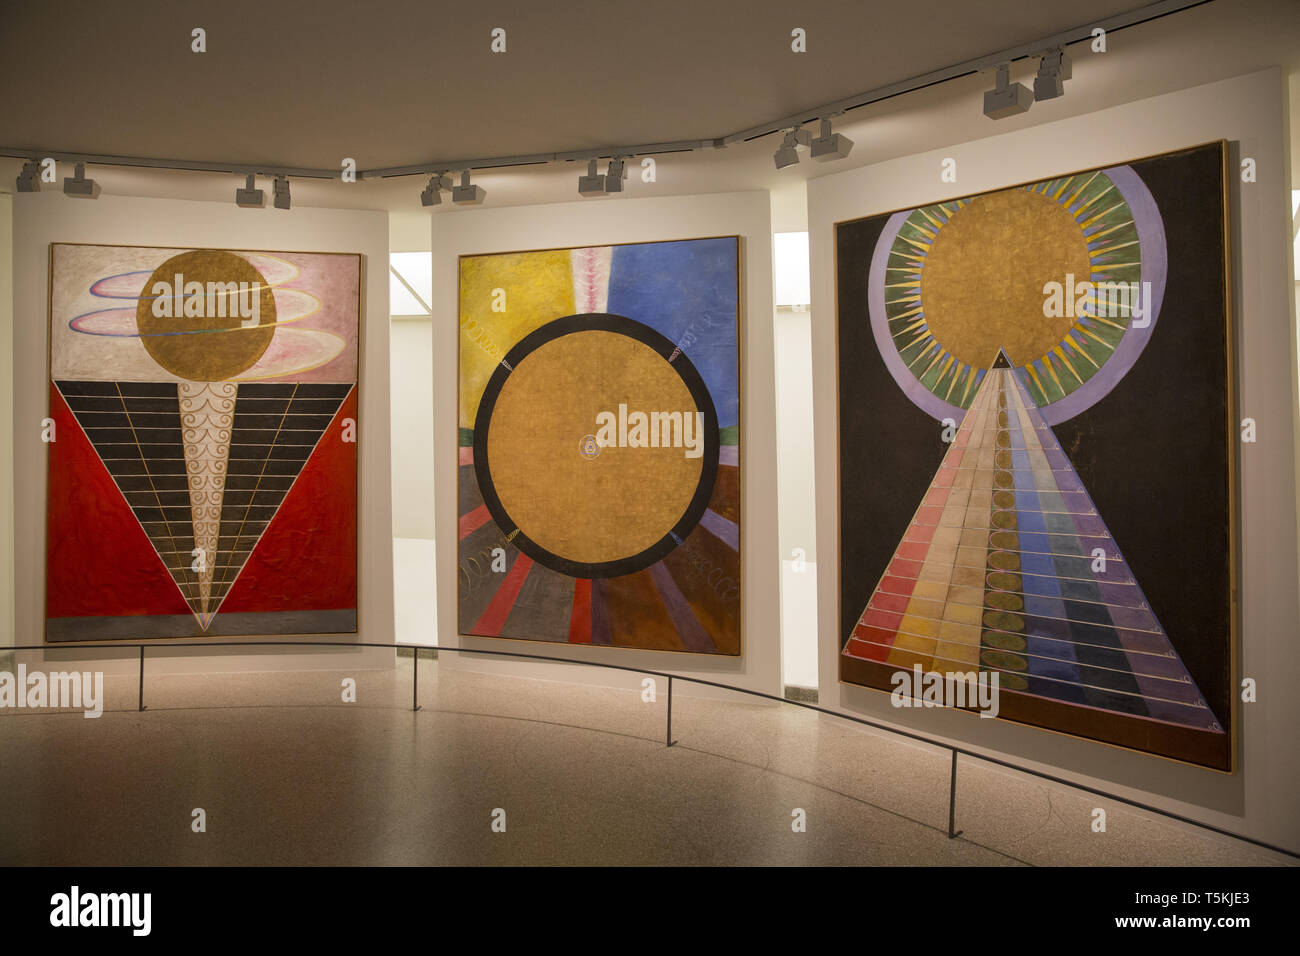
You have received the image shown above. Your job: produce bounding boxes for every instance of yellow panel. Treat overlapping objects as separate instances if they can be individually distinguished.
[459,250,575,428]
[939,619,982,644]
[943,602,984,625]
[935,640,981,666]
[910,580,949,601]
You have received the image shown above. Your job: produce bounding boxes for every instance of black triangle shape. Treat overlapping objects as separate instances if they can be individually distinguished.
[207,383,352,609]
[56,381,353,624]
[55,381,201,611]
[991,349,1013,369]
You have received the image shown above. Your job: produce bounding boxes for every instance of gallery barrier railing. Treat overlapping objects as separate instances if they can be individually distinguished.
[4,638,1296,862]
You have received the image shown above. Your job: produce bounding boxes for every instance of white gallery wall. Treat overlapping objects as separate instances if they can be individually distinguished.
[389,316,435,540]
[8,193,394,672]
[774,307,819,690]
[430,190,782,698]
[808,68,1298,849]
[0,193,12,644]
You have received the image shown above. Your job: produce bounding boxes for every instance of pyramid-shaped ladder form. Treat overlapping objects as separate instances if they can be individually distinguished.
[842,365,1221,733]
[55,380,352,628]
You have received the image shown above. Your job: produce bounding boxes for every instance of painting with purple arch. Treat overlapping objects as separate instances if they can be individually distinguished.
[839,148,1232,770]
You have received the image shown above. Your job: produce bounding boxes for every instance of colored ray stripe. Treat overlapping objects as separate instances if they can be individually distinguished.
[459,504,492,540]
[568,578,592,643]
[473,554,534,636]
[648,562,717,652]
[699,508,739,551]
[1006,372,1212,726]
[590,578,612,645]
[846,366,996,665]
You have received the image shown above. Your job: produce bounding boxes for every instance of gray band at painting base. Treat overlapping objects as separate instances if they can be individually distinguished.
[46,610,358,642]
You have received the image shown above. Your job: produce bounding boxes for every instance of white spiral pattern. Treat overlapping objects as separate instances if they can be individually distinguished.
[179,381,237,619]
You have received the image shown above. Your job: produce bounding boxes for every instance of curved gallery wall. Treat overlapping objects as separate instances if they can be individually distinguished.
[1,68,1294,852]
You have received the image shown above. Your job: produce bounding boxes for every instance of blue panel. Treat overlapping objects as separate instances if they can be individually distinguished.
[606,238,740,427]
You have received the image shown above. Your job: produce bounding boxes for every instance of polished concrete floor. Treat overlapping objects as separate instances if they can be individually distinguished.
[0,657,1291,866]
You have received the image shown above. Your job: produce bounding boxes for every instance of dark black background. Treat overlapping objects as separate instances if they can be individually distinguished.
[836,143,1232,731]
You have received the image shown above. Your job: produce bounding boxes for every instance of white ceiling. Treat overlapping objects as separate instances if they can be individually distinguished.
[1,0,1160,168]
[1,0,1296,239]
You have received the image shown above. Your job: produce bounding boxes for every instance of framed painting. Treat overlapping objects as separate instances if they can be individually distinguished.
[458,236,741,655]
[836,142,1235,770]
[45,243,361,641]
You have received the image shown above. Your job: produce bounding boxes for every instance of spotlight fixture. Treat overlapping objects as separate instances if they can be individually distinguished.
[773,128,810,170]
[235,173,264,208]
[983,62,1032,119]
[810,117,854,162]
[420,173,451,207]
[451,170,485,205]
[1033,48,1071,102]
[578,158,607,197]
[605,157,627,194]
[273,175,291,210]
[16,159,41,192]
[62,162,100,199]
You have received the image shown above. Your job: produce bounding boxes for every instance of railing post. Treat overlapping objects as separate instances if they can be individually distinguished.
[137,645,146,712]
[665,675,675,748]
[948,748,962,839]
[412,648,421,712]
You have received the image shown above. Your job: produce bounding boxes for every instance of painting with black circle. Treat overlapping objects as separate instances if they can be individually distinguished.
[45,244,361,641]
[836,142,1235,771]
[458,238,741,654]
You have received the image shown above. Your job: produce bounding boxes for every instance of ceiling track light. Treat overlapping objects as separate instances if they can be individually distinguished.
[16,158,40,192]
[420,172,451,207]
[235,173,264,208]
[451,169,485,205]
[63,162,101,199]
[273,174,290,210]
[773,128,809,170]
[810,116,854,162]
[578,158,607,197]
[983,62,1032,120]
[605,157,626,193]
[1033,47,1072,102]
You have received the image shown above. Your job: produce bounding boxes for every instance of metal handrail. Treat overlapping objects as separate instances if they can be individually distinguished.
[3,637,1295,862]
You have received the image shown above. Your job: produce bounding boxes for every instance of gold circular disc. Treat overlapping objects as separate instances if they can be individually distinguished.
[486,330,703,564]
[136,250,276,380]
[920,189,1091,367]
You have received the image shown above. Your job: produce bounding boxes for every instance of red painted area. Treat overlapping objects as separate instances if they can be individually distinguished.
[459,504,491,540]
[220,388,358,613]
[46,385,190,618]
[922,487,950,509]
[897,541,929,561]
[905,520,936,545]
[868,591,910,614]
[568,578,592,643]
[845,635,892,662]
[888,557,923,579]
[473,553,533,636]
[917,506,944,526]
[879,574,915,596]
[861,607,903,631]
[458,447,473,466]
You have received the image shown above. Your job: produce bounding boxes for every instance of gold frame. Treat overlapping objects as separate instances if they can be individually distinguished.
[42,242,366,646]
[454,234,745,658]
[830,140,1239,773]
